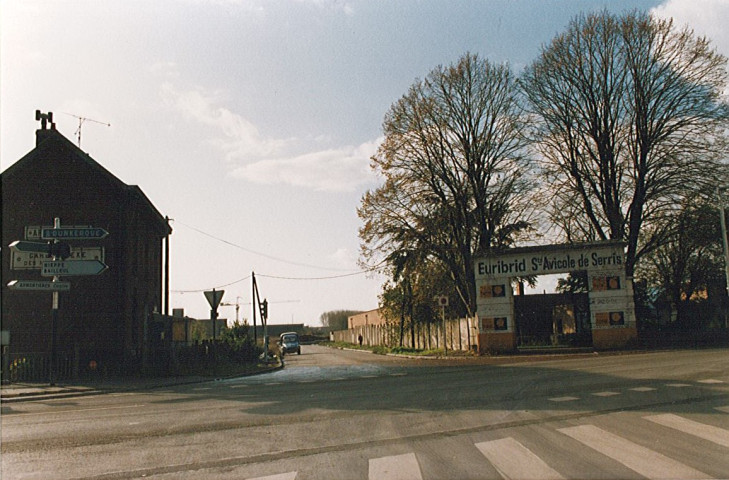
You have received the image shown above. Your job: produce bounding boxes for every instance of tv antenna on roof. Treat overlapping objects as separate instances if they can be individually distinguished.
[62,112,110,148]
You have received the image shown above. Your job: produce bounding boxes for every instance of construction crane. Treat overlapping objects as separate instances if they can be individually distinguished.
[220,298,300,324]
[220,296,247,324]
[62,112,110,148]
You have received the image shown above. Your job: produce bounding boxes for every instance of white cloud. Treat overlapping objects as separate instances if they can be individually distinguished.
[230,138,382,192]
[161,80,380,192]
[160,82,288,160]
[652,0,729,57]
[330,247,358,269]
[294,0,355,15]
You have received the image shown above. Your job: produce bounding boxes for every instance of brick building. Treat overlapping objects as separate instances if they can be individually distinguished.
[1,116,171,377]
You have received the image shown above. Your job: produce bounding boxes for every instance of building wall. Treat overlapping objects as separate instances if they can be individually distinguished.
[1,126,169,373]
[348,309,386,329]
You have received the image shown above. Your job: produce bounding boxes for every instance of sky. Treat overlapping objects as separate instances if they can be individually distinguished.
[2,0,728,327]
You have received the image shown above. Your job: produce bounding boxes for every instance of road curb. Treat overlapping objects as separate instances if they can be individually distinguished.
[0,362,284,403]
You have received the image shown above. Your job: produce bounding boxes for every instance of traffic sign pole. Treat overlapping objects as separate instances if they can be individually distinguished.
[50,217,61,386]
[204,288,225,342]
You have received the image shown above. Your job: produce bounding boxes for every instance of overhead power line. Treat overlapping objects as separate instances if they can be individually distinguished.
[171,274,251,293]
[174,220,355,272]
[168,220,386,293]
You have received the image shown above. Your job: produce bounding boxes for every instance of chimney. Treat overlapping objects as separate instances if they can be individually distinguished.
[35,110,57,146]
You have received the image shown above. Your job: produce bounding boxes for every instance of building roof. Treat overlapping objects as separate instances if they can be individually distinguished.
[1,127,171,236]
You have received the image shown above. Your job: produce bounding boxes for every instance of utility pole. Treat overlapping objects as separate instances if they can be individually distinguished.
[164,216,171,316]
[262,299,269,362]
[251,272,258,343]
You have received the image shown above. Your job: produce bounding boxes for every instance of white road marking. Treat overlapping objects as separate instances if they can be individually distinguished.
[666,383,692,388]
[558,424,710,479]
[476,437,565,480]
[645,414,729,448]
[698,379,724,384]
[629,387,656,392]
[592,391,621,397]
[549,396,579,402]
[247,472,297,480]
[369,453,422,480]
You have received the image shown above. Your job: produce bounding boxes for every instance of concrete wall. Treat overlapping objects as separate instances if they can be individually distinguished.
[333,317,478,352]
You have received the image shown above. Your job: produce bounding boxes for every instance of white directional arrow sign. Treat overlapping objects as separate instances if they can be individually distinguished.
[9,240,50,254]
[8,280,71,292]
[41,227,109,240]
[41,260,108,276]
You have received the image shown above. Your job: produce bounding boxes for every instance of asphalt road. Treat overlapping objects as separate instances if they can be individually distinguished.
[1,345,728,479]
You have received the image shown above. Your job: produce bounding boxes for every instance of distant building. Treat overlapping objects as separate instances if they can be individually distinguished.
[1,115,171,377]
[348,309,385,329]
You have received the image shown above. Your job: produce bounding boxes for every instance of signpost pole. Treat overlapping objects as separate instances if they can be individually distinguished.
[203,288,225,377]
[50,217,61,386]
[211,288,218,343]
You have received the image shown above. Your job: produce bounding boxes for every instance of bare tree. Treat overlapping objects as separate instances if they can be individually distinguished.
[319,310,361,331]
[521,10,729,276]
[640,197,726,326]
[359,53,535,315]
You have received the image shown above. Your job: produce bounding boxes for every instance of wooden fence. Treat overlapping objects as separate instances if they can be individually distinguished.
[332,318,478,352]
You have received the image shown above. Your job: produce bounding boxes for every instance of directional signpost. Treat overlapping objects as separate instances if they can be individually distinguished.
[41,260,108,277]
[7,218,110,386]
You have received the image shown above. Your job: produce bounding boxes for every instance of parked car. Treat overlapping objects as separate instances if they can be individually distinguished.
[279,332,301,355]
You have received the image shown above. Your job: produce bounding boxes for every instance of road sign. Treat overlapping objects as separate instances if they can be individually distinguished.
[25,226,43,240]
[41,227,109,240]
[204,289,225,309]
[7,280,71,292]
[11,247,105,270]
[9,240,50,254]
[41,260,108,276]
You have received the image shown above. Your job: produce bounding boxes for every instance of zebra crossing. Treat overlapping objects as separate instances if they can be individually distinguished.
[244,405,729,480]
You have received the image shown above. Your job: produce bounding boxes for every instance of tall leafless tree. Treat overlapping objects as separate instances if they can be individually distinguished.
[359,53,535,315]
[521,10,729,277]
